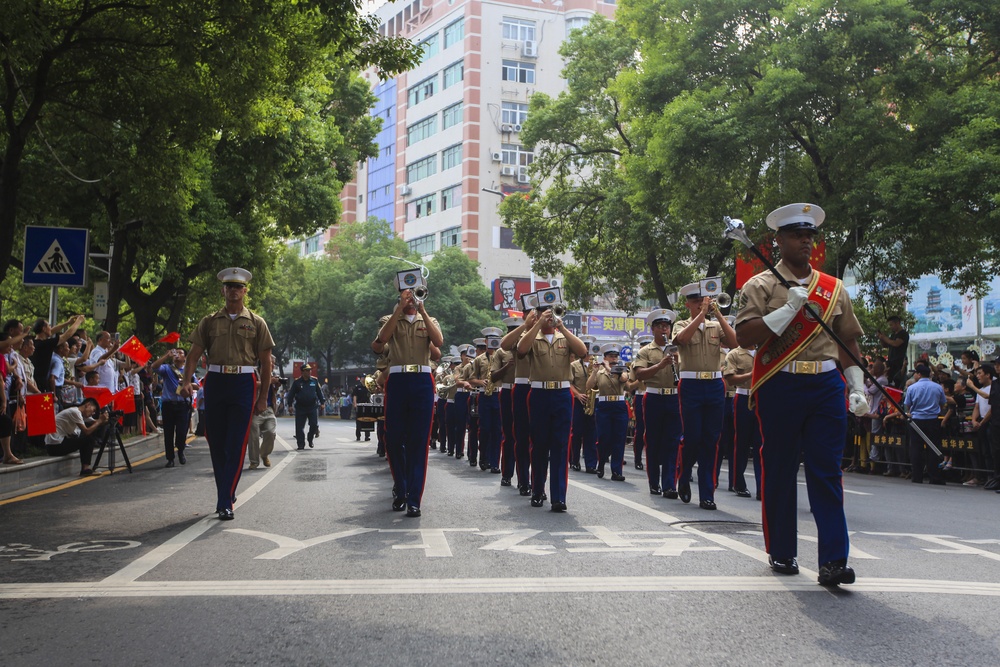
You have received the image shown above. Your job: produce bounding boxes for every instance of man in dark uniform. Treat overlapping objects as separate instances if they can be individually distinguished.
[736,203,867,587]
[286,363,322,450]
[372,280,443,517]
[632,309,681,497]
[183,267,274,521]
[352,379,371,441]
[878,316,909,388]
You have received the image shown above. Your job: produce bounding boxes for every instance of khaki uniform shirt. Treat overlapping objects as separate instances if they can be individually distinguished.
[471,352,492,382]
[459,360,475,386]
[735,260,863,363]
[631,344,678,389]
[513,337,532,380]
[490,349,515,385]
[671,318,724,373]
[378,313,439,367]
[191,307,274,366]
[570,359,592,394]
[722,347,755,389]
[595,368,626,397]
[525,330,572,383]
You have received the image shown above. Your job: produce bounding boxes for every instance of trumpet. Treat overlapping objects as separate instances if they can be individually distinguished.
[715,292,732,309]
[413,285,428,302]
[552,303,567,318]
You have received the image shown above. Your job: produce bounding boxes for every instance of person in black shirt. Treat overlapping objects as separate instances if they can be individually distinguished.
[29,315,84,394]
[878,316,909,388]
[352,381,371,441]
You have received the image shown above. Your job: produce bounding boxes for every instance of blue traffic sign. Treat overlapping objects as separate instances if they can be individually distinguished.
[23,226,90,287]
[619,345,633,362]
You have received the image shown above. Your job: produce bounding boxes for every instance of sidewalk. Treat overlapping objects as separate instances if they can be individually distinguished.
[0,433,164,501]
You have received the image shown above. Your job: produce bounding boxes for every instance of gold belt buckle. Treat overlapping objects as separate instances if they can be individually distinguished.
[223,365,239,374]
[544,381,558,389]
[404,364,420,373]
[795,361,818,374]
[698,372,713,380]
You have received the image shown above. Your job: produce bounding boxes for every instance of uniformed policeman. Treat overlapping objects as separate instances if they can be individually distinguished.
[517,290,587,510]
[183,267,274,521]
[474,328,504,473]
[500,303,540,496]
[286,363,322,450]
[723,343,760,498]
[588,342,630,481]
[492,318,521,485]
[569,335,600,473]
[372,282,444,518]
[464,337,488,468]
[632,309,681,496]
[449,344,473,459]
[630,333,654,470]
[735,202,867,586]
[672,281,738,509]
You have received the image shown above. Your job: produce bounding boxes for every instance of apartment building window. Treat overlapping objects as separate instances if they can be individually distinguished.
[501,143,534,167]
[440,226,462,248]
[304,234,322,254]
[443,60,464,89]
[419,34,439,63]
[441,144,462,171]
[407,233,436,256]
[442,102,463,129]
[407,115,437,146]
[441,185,461,211]
[444,18,464,48]
[406,154,437,183]
[499,226,521,250]
[408,75,437,106]
[501,102,529,125]
[502,60,535,84]
[502,17,536,42]
[565,16,590,36]
[407,193,436,220]
[383,146,392,157]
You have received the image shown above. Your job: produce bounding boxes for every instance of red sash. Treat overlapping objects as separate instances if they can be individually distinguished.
[749,270,842,400]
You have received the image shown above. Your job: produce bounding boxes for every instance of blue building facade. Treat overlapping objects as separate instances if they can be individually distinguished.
[367,79,397,227]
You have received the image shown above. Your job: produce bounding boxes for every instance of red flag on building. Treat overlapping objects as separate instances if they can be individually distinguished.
[157,332,181,344]
[113,387,137,414]
[735,237,826,289]
[118,336,152,365]
[26,393,58,436]
[82,386,114,408]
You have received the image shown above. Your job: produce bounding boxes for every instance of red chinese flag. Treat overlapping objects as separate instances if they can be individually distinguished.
[119,336,152,365]
[157,332,181,344]
[82,386,114,408]
[26,393,58,436]
[734,237,827,289]
[113,387,137,414]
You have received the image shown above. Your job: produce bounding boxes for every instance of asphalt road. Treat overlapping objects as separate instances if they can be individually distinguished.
[2,416,999,666]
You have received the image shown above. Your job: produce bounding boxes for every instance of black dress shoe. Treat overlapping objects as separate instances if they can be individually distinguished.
[650,486,662,495]
[519,486,531,496]
[817,559,855,586]
[727,486,735,493]
[571,464,582,472]
[678,482,692,504]
[756,491,762,501]
[392,498,406,511]
[735,488,752,498]
[491,467,501,474]
[530,495,544,507]
[699,500,717,510]
[297,447,305,450]
[597,461,605,479]
[308,440,314,448]
[585,467,598,474]
[663,489,678,499]
[456,453,464,460]
[635,461,644,470]
[501,477,512,486]
[551,501,567,512]
[769,556,799,575]
[405,506,421,518]
[611,473,625,481]
[165,460,175,468]
[217,509,234,521]
[480,462,489,471]
[178,451,187,465]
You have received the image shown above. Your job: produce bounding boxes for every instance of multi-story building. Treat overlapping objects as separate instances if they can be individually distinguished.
[338,0,616,299]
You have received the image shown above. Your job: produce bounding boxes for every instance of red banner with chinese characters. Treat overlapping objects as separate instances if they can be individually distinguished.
[735,237,826,288]
[26,393,57,436]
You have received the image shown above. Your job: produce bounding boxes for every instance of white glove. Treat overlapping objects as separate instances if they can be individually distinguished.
[844,365,870,417]
[762,286,810,335]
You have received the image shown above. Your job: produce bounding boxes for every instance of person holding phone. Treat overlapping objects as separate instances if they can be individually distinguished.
[155,347,191,467]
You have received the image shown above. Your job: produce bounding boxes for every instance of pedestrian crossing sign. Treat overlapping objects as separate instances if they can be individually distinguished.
[23,226,90,287]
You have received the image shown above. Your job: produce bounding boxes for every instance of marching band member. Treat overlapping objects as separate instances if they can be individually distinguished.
[516,292,587,510]
[373,284,443,518]
[588,343,630,481]
[475,328,504,474]
[465,338,487,468]
[493,317,521,486]
[632,310,681,497]
[735,203,866,586]
[723,342,760,499]
[449,344,474,460]
[501,306,540,496]
[570,336,600,473]
[630,333,654,470]
[672,282,738,510]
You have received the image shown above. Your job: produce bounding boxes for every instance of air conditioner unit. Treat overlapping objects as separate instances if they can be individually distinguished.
[522,40,538,57]
[491,151,502,162]
[548,279,560,288]
[513,123,523,133]
[501,123,514,132]
[399,185,412,196]
[517,173,530,184]
[501,166,516,176]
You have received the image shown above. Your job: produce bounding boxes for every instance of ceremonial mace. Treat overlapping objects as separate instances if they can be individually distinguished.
[723,216,941,456]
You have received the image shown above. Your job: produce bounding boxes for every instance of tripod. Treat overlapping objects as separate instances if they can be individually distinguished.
[91,411,133,474]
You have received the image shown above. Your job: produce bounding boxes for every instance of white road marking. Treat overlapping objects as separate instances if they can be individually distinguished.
[2,576,999,599]
[226,528,377,560]
[798,481,872,496]
[383,529,479,558]
[738,530,880,560]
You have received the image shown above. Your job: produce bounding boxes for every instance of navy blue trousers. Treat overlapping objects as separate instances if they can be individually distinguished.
[571,401,598,470]
[293,404,318,449]
[449,392,468,456]
[643,392,682,491]
[513,384,531,489]
[478,393,501,469]
[633,393,646,463]
[596,401,628,476]
[467,395,480,464]
[733,394,762,494]
[678,378,724,503]
[528,387,572,503]
[756,370,849,566]
[718,394,734,485]
[385,371,434,508]
[204,372,257,512]
[500,388,515,479]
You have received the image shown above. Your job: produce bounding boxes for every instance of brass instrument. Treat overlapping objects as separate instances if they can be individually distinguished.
[484,364,496,396]
[364,375,378,394]
[583,388,599,416]
[552,303,567,318]
[413,285,428,302]
[716,292,732,309]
